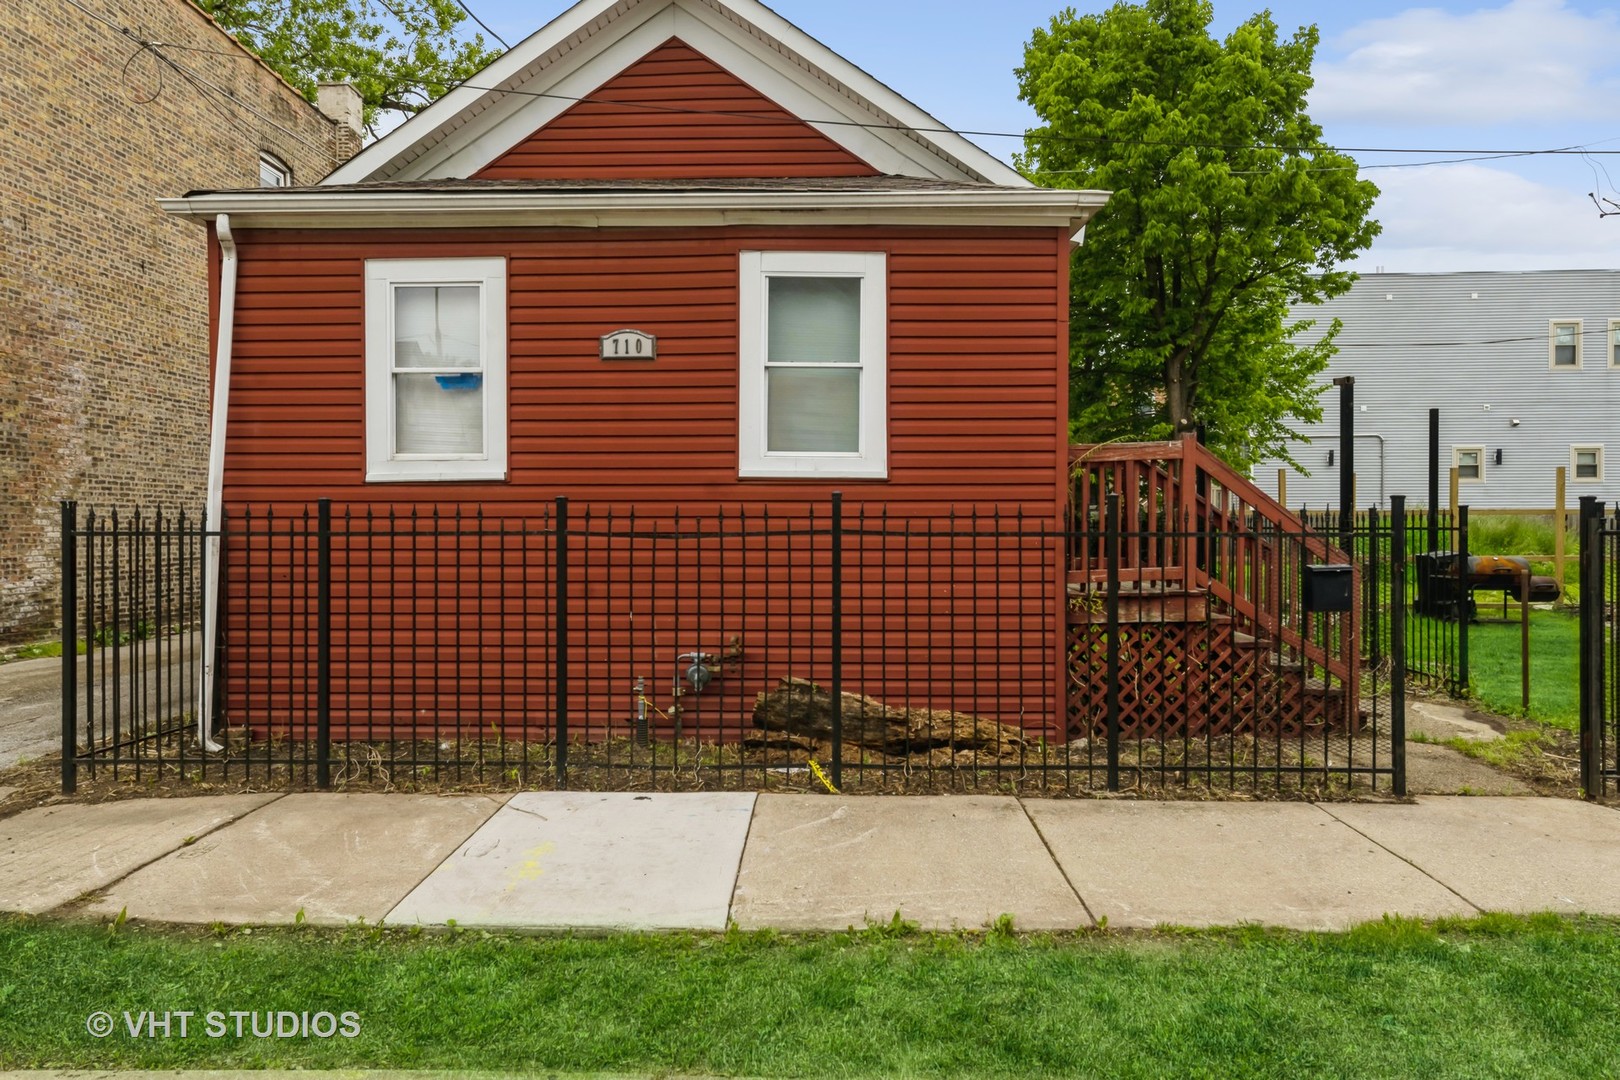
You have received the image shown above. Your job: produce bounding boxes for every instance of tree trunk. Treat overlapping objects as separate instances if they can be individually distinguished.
[1166,349,1191,433]
[751,676,1029,756]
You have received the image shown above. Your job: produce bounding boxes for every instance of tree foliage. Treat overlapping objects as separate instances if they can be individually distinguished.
[194,0,501,135]
[1017,0,1379,466]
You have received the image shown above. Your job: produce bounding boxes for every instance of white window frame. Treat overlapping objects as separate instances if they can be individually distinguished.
[1454,445,1485,483]
[1572,445,1604,483]
[258,152,290,187]
[738,250,887,479]
[364,257,507,483]
[1550,319,1582,369]
[1608,319,1620,368]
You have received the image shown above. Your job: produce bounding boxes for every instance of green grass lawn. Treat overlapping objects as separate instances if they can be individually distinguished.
[4,915,1620,1077]
[1464,607,1579,730]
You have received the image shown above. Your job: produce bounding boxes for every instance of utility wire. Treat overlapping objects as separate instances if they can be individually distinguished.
[450,0,509,49]
[58,0,1620,178]
[1332,333,1568,348]
[59,0,338,155]
[94,9,1620,166]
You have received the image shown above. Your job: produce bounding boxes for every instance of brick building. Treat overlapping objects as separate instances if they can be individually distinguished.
[0,0,359,642]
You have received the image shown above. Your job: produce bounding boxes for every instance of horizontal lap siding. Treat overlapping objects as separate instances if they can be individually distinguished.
[221,225,1068,740]
[475,39,878,180]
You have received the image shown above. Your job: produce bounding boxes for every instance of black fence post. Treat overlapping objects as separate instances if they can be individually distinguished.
[1391,495,1407,797]
[555,496,569,789]
[1334,375,1354,553]
[1578,496,1601,797]
[1457,505,1469,696]
[1427,408,1440,553]
[1105,492,1121,792]
[830,491,843,791]
[1367,504,1381,667]
[60,500,78,795]
[315,499,332,790]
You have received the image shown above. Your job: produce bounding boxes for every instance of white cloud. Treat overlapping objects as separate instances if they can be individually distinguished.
[1312,0,1620,126]
[1346,163,1620,272]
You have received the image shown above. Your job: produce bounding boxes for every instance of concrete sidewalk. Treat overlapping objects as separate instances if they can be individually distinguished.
[2,792,1618,933]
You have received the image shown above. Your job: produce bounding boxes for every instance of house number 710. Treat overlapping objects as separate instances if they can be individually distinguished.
[600,329,656,360]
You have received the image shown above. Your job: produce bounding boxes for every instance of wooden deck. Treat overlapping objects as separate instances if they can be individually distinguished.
[1066,435,1361,739]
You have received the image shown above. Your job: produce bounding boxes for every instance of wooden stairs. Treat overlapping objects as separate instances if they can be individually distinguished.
[1065,435,1360,740]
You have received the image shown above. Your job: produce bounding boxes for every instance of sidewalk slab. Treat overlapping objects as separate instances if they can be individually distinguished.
[85,793,504,926]
[731,794,1088,932]
[1325,797,1620,914]
[0,794,279,915]
[1025,800,1476,931]
[387,791,756,931]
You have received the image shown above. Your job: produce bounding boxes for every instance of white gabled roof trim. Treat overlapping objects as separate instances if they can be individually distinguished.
[160,188,1109,232]
[324,0,1027,188]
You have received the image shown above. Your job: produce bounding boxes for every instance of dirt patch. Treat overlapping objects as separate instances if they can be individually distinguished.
[1414,713,1583,799]
[0,722,1429,818]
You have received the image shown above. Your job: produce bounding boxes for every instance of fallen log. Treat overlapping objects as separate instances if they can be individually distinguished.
[751,676,1029,756]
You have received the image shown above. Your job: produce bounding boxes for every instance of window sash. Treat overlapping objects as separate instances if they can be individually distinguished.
[1551,322,1580,367]
[1574,448,1602,480]
[738,251,886,479]
[1455,449,1482,480]
[258,153,289,188]
[365,258,506,482]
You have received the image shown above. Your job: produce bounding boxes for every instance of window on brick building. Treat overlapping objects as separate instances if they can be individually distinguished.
[258,152,290,187]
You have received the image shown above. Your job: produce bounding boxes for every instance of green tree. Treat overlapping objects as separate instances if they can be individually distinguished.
[1017,0,1378,466]
[194,0,502,135]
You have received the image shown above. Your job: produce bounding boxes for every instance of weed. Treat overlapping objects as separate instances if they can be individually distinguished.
[859,910,920,940]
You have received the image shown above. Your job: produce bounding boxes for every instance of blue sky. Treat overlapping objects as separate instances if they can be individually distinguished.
[463,0,1620,273]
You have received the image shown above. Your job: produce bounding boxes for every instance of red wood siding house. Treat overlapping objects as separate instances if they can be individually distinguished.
[164,0,1108,749]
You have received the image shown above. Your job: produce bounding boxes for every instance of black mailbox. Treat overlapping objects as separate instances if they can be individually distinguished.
[1302,563,1354,613]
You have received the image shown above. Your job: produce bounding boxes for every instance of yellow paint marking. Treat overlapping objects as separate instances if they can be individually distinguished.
[504,840,557,891]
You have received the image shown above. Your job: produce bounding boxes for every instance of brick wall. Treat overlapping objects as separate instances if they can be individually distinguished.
[0,0,350,642]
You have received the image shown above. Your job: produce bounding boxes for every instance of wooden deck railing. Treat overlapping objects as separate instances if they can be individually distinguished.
[1068,434,1358,689]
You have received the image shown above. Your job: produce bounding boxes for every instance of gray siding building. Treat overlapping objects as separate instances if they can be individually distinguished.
[1255,270,1620,511]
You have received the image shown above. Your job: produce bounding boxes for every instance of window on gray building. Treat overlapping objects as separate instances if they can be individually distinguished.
[1550,321,1581,368]
[1573,446,1603,481]
[1455,446,1484,481]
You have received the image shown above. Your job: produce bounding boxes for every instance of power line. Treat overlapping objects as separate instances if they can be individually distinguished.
[1332,334,1550,348]
[450,0,509,49]
[58,0,1620,177]
[58,0,334,155]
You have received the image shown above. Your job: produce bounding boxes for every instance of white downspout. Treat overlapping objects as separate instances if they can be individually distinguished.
[197,214,236,752]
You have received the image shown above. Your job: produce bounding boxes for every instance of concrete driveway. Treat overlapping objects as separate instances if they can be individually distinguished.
[0,633,200,770]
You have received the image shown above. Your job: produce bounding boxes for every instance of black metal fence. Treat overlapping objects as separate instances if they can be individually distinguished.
[1578,497,1619,799]
[1066,497,1401,794]
[60,495,1404,795]
[58,502,209,793]
[1300,504,1469,698]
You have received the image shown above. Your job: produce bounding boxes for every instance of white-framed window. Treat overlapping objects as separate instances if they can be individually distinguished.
[364,258,507,483]
[1608,319,1620,368]
[1550,320,1581,368]
[738,250,887,479]
[1572,445,1604,482]
[258,152,290,187]
[1454,446,1485,482]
